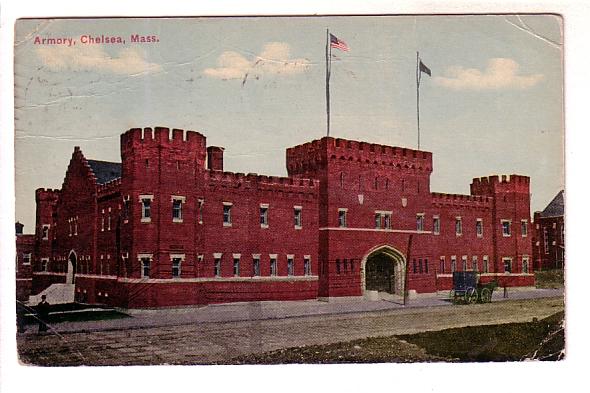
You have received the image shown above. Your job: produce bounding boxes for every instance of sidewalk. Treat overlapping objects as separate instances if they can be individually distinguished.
[23,287,563,335]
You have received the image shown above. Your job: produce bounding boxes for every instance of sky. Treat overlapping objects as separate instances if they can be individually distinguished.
[14,15,564,230]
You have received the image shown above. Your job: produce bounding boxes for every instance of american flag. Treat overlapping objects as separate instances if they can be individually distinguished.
[330,33,349,52]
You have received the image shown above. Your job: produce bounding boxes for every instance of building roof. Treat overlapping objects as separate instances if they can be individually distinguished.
[87,160,121,184]
[540,190,564,217]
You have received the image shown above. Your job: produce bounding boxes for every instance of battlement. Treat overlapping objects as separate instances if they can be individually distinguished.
[205,170,319,196]
[97,178,122,197]
[121,127,206,150]
[471,174,530,196]
[287,136,433,175]
[431,192,492,208]
[35,188,61,201]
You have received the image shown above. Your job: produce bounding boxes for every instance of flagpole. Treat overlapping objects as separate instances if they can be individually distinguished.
[416,51,421,150]
[326,29,331,137]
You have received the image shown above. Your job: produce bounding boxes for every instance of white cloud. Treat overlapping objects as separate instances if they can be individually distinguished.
[434,58,544,90]
[203,42,311,82]
[36,45,162,75]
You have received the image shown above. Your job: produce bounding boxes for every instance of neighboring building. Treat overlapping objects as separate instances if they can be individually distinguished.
[532,190,565,270]
[15,222,34,301]
[27,126,534,308]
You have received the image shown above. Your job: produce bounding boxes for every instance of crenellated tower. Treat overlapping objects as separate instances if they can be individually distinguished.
[119,127,207,279]
[471,175,532,274]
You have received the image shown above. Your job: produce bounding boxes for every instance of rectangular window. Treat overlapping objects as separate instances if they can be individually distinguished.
[336,259,341,274]
[483,255,489,273]
[439,256,445,274]
[413,259,417,274]
[476,219,483,237]
[287,256,294,276]
[172,257,182,278]
[260,205,269,227]
[455,217,462,236]
[451,256,457,272]
[503,258,512,273]
[462,256,467,271]
[418,258,423,274]
[521,220,528,237]
[543,228,549,254]
[42,224,50,240]
[223,203,232,226]
[375,211,392,229]
[141,198,152,222]
[141,258,151,278]
[294,206,302,228]
[416,214,425,232]
[233,257,240,276]
[522,256,529,274]
[107,215,111,231]
[214,258,221,277]
[253,257,260,277]
[41,258,49,272]
[123,197,130,222]
[198,199,204,224]
[270,257,277,276]
[472,256,478,271]
[343,259,348,273]
[172,199,183,221]
[502,220,511,237]
[101,215,105,232]
[338,209,347,228]
[425,259,429,274]
[433,216,440,235]
[304,256,311,276]
[23,253,31,265]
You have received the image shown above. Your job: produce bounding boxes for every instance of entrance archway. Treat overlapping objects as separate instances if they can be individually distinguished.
[67,250,77,284]
[361,245,406,295]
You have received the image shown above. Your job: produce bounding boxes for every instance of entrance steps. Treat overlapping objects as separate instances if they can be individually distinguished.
[28,284,75,305]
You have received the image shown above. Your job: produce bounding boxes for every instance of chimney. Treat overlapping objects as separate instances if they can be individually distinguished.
[207,146,224,171]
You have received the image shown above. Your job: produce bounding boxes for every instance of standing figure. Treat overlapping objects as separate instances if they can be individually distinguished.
[36,295,50,333]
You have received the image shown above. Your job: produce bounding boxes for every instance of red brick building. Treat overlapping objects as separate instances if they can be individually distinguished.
[532,190,564,270]
[27,127,534,308]
[15,222,34,301]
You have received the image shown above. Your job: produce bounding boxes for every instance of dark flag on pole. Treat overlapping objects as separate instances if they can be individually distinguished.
[416,53,431,150]
[419,60,431,76]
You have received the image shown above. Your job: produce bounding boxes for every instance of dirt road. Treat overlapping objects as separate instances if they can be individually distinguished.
[17,297,563,366]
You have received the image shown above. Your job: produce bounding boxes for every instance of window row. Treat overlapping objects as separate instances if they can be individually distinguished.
[438,255,530,274]
[439,255,490,274]
[139,195,304,229]
[138,254,312,279]
[335,258,356,274]
[337,209,528,237]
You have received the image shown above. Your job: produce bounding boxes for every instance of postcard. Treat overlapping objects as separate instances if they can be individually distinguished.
[12,13,564,372]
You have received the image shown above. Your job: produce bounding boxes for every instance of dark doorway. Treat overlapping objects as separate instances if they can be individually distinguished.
[365,253,395,294]
[67,252,77,284]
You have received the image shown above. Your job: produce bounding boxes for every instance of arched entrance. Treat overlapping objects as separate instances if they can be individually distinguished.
[361,245,406,295]
[67,250,77,284]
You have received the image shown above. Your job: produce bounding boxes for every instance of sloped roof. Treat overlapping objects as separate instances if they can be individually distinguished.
[87,160,121,185]
[540,190,564,218]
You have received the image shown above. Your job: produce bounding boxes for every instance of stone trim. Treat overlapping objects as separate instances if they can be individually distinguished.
[319,227,432,234]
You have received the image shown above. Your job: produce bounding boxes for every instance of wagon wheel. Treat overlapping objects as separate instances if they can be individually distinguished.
[449,289,456,303]
[480,288,492,303]
[465,287,478,304]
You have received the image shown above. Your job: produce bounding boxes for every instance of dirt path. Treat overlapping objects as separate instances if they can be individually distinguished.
[17,297,563,366]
